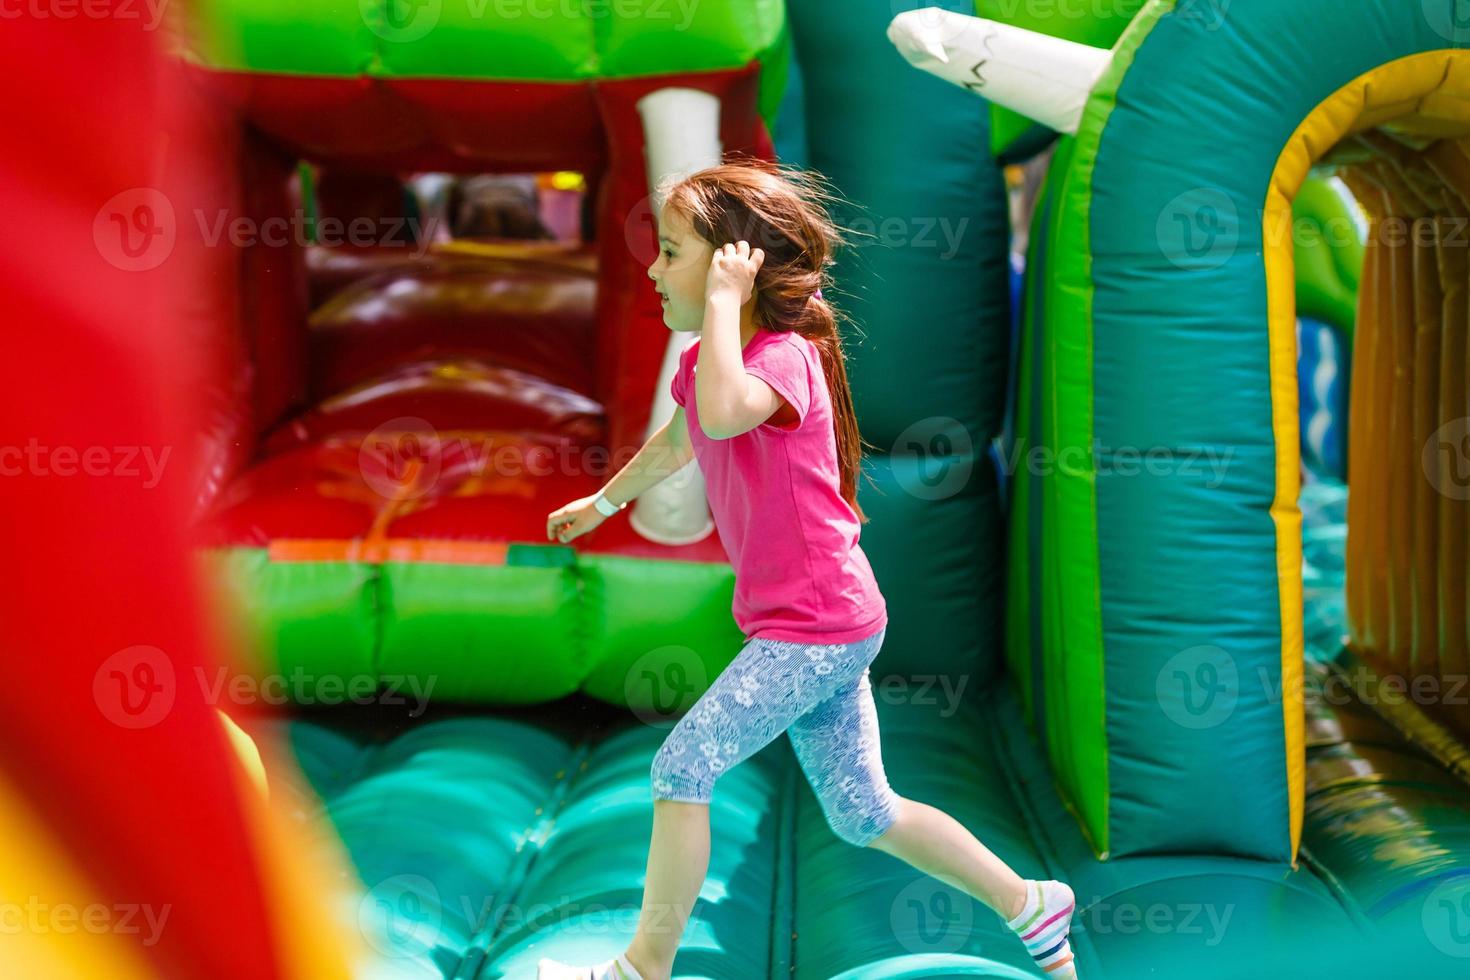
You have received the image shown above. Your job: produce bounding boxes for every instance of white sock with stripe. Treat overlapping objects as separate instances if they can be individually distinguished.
[1004,878,1078,977]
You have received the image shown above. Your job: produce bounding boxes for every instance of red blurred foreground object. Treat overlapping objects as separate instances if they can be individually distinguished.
[0,14,359,980]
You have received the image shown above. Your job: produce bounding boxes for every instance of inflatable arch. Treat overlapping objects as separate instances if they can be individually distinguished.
[895,0,1470,868]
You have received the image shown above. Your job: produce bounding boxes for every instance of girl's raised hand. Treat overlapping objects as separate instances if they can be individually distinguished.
[705,240,765,305]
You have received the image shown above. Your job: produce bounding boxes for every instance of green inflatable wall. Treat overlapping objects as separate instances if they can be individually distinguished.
[1008,0,1461,862]
[786,0,1014,698]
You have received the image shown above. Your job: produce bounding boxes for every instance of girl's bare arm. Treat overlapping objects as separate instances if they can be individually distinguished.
[546,407,695,542]
[600,406,695,506]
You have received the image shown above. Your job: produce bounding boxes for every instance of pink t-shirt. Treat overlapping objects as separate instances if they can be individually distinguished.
[670,326,888,644]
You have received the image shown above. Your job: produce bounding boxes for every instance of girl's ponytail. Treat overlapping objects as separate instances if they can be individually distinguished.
[798,291,877,523]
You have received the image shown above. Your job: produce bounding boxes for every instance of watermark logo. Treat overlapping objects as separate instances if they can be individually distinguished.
[630,189,974,274]
[359,418,445,503]
[93,644,175,730]
[625,646,707,728]
[888,1,972,52]
[94,188,176,272]
[624,192,661,269]
[1422,875,1470,958]
[195,667,436,717]
[1156,187,1239,270]
[1156,644,1238,730]
[874,671,971,718]
[0,0,171,30]
[0,439,171,487]
[93,645,437,727]
[1422,0,1470,42]
[1174,0,1233,31]
[359,874,442,958]
[1083,897,1234,944]
[839,212,971,261]
[892,416,975,501]
[1424,417,1470,501]
[362,0,440,42]
[0,897,172,946]
[889,875,975,955]
[98,190,439,272]
[995,437,1235,489]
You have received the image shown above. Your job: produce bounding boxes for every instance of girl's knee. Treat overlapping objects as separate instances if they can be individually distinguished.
[823,787,901,847]
[650,739,716,805]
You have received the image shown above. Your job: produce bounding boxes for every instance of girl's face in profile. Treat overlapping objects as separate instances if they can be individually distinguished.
[647,203,715,334]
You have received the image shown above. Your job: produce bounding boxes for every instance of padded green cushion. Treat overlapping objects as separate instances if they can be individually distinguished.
[185,0,787,82]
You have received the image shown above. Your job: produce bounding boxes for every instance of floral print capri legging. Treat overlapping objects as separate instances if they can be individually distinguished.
[650,625,900,847]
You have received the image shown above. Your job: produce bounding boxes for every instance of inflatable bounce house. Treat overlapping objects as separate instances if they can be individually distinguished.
[6,1,1469,977]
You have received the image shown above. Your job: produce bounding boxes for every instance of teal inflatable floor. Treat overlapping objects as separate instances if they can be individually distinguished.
[255,480,1470,977]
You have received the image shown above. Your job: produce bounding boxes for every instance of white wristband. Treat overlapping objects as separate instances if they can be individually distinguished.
[593,491,625,517]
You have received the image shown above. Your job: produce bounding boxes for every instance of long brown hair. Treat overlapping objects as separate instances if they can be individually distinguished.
[661,157,880,522]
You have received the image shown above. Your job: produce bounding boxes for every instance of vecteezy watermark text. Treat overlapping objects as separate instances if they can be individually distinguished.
[0,898,171,947]
[0,0,169,31]
[0,439,170,488]
[996,437,1236,488]
[95,188,442,272]
[93,645,437,729]
[194,209,439,255]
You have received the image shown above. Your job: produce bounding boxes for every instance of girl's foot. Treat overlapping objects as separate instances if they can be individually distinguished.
[1004,878,1078,978]
[536,952,646,980]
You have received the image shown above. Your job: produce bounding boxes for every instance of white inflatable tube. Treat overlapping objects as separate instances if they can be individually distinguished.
[887,7,1113,136]
[627,88,721,546]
